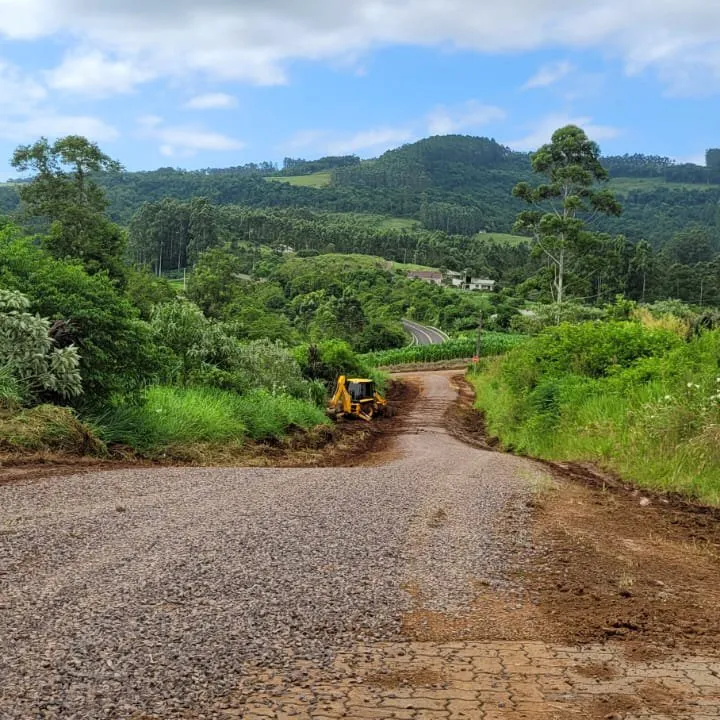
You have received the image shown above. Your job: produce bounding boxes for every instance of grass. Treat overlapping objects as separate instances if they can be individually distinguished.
[328,212,421,231]
[608,177,717,193]
[362,333,526,366]
[92,385,328,456]
[0,405,104,454]
[476,232,532,246]
[265,172,332,188]
[469,325,720,506]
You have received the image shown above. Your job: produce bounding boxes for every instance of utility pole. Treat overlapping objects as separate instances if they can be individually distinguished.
[475,312,483,360]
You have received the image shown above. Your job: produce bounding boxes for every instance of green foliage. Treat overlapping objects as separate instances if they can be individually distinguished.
[513,125,622,316]
[0,233,157,406]
[0,289,82,403]
[190,338,314,400]
[93,386,247,451]
[12,135,126,282]
[294,340,373,385]
[125,267,177,319]
[93,385,327,454]
[471,321,720,504]
[509,303,605,334]
[232,389,329,440]
[150,299,209,383]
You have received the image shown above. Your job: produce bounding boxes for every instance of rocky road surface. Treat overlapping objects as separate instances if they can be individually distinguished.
[0,372,535,719]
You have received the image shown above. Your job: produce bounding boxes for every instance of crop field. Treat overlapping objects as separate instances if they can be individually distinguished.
[362,333,526,366]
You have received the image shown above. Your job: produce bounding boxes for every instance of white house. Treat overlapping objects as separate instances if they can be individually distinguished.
[445,270,495,292]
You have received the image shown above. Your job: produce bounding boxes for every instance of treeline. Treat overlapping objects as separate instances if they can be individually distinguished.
[279,155,360,176]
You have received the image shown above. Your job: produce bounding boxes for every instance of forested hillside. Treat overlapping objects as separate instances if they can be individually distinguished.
[2,134,719,247]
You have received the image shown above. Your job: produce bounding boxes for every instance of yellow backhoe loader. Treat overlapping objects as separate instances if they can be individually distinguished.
[328,376,389,421]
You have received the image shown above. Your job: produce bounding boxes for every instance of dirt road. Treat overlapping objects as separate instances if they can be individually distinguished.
[1,372,719,719]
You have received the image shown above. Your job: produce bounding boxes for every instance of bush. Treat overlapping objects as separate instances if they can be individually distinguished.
[471,322,720,505]
[294,340,373,385]
[0,289,82,403]
[0,233,158,406]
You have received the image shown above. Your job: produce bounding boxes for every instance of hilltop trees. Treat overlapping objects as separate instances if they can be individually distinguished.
[513,125,622,320]
[11,136,126,282]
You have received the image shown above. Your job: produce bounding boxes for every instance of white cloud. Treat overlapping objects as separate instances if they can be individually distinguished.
[185,93,238,110]
[138,116,245,157]
[522,60,573,90]
[0,1,719,95]
[426,101,505,135]
[0,113,118,142]
[0,57,117,142]
[506,114,622,151]
[287,126,414,156]
[287,99,506,157]
[45,50,155,96]
[0,60,47,113]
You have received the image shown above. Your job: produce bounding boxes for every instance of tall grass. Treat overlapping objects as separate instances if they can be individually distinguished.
[93,385,328,455]
[362,333,526,366]
[470,323,720,505]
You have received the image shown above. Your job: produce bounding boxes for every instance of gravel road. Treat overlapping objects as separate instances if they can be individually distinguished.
[0,372,536,719]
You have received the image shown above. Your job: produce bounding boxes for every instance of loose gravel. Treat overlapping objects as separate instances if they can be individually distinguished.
[0,372,535,719]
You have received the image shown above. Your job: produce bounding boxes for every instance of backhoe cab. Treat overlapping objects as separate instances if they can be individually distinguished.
[328,375,388,421]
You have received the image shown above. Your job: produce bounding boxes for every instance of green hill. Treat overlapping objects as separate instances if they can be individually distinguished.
[2,134,719,248]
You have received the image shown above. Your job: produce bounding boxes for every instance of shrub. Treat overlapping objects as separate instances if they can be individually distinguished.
[294,339,373,385]
[0,234,157,406]
[0,289,82,402]
[471,322,720,505]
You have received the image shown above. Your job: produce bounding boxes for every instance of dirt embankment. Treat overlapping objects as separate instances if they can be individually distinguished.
[442,371,720,657]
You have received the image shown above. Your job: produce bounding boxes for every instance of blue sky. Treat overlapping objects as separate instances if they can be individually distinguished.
[0,1,719,177]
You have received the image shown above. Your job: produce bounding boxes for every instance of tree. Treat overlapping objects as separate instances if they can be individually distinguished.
[0,289,82,404]
[513,125,622,321]
[0,230,158,406]
[632,240,653,302]
[11,135,126,281]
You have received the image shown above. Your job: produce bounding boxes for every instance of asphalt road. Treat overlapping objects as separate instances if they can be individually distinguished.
[402,319,449,345]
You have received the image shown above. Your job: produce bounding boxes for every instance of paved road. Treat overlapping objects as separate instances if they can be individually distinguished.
[402,319,449,345]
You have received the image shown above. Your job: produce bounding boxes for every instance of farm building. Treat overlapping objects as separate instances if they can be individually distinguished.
[446,270,495,292]
[407,270,443,286]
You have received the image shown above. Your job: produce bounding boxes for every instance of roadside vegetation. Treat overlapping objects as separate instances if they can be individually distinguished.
[3,127,720,494]
[471,313,720,505]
